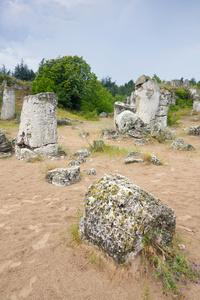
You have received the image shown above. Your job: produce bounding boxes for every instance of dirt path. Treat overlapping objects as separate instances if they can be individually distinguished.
[0,115,200,300]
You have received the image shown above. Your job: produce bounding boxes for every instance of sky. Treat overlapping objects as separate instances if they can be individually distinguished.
[0,0,200,85]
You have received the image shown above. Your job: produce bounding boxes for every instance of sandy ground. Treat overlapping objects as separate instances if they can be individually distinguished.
[0,114,200,300]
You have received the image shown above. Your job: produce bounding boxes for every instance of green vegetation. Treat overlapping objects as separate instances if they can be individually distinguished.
[142,231,200,298]
[152,74,162,83]
[31,55,113,114]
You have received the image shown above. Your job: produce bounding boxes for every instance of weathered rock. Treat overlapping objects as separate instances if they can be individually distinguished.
[81,132,90,138]
[45,166,81,187]
[151,123,175,142]
[115,110,145,133]
[92,139,105,152]
[15,93,58,159]
[114,102,136,129]
[0,152,12,159]
[171,139,195,151]
[74,148,91,158]
[87,168,96,175]
[134,138,151,146]
[0,131,12,152]
[79,173,176,264]
[124,151,144,164]
[135,75,149,87]
[99,112,108,118]
[150,155,160,166]
[69,157,86,166]
[188,126,200,135]
[100,128,121,139]
[135,77,160,126]
[57,118,72,126]
[1,81,15,120]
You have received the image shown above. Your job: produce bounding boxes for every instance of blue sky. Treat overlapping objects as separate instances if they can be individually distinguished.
[0,0,200,85]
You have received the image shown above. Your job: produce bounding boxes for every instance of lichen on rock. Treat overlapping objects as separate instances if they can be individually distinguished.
[79,174,176,264]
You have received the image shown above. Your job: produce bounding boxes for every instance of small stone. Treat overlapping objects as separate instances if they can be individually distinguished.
[87,168,96,175]
[45,166,81,187]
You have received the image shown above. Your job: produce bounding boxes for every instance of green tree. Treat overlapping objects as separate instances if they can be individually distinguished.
[190,77,196,86]
[152,74,162,83]
[32,55,113,112]
[0,64,11,75]
[13,59,36,81]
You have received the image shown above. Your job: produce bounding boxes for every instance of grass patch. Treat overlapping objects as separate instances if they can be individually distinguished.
[142,231,200,298]
[89,139,129,157]
[66,209,83,247]
[26,155,43,163]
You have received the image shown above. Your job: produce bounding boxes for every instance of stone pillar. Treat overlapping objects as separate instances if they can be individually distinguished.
[1,80,15,120]
[114,101,136,129]
[15,92,58,159]
[135,75,160,127]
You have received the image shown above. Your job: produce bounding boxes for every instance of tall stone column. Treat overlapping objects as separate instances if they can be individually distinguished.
[15,92,58,159]
[1,80,15,120]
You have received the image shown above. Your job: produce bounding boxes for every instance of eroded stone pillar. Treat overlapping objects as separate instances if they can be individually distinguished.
[1,80,15,120]
[15,92,58,159]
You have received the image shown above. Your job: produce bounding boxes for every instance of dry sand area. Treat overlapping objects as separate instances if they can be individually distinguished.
[0,114,200,300]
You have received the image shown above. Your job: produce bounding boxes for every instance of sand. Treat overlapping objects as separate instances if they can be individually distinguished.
[0,114,200,300]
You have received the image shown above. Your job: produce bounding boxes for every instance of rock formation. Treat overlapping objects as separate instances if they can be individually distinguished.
[79,174,176,264]
[1,80,15,120]
[45,166,81,187]
[15,92,58,159]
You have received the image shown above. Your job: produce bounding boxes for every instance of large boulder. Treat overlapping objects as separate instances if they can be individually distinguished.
[79,174,176,264]
[0,131,12,152]
[115,110,145,133]
[15,92,58,159]
[151,122,175,142]
[135,76,160,126]
[45,166,81,187]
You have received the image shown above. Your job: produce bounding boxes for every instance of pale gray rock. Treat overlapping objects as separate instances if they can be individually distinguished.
[69,157,86,166]
[100,128,121,140]
[79,173,176,264]
[81,132,90,138]
[15,92,58,159]
[115,110,145,133]
[87,168,96,175]
[135,74,149,87]
[1,81,15,120]
[134,138,151,146]
[150,155,160,166]
[151,123,175,142]
[171,139,195,151]
[99,112,108,118]
[92,139,105,152]
[0,131,12,152]
[45,166,81,187]
[114,102,136,129]
[188,126,200,135]
[124,151,144,164]
[74,148,91,158]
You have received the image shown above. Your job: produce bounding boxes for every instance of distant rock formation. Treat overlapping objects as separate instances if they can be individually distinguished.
[1,80,15,120]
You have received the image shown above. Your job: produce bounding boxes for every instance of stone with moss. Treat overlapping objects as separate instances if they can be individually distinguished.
[45,166,81,187]
[79,173,176,264]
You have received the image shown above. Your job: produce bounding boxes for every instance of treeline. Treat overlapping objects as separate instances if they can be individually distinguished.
[0,59,36,81]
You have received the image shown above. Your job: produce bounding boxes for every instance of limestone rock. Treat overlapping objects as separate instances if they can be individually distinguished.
[100,128,121,140]
[0,131,12,152]
[135,75,149,87]
[1,82,15,120]
[79,174,176,264]
[87,168,96,175]
[45,166,81,187]
[124,151,144,164]
[16,93,58,159]
[99,112,108,118]
[74,148,91,158]
[151,123,175,142]
[115,110,145,133]
[92,140,105,152]
[171,139,195,151]
[134,138,151,146]
[69,158,86,166]
[151,155,160,166]
[114,102,136,129]
[135,77,160,126]
[57,118,72,126]
[188,126,200,136]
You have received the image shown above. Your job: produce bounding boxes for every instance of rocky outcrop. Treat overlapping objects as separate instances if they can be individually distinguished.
[188,126,200,136]
[57,118,72,126]
[45,166,81,187]
[114,102,136,129]
[0,131,12,152]
[79,174,176,264]
[124,151,160,165]
[1,80,15,120]
[151,123,175,142]
[171,139,195,151]
[15,93,58,159]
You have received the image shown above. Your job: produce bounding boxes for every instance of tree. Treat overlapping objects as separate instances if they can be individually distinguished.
[31,55,113,113]
[152,74,162,83]
[190,77,196,86]
[0,64,11,75]
[13,59,36,81]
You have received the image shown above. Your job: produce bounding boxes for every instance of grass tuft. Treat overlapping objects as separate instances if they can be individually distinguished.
[142,231,200,298]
